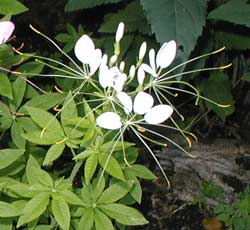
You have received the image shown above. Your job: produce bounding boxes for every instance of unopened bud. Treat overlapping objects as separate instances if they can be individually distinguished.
[139,42,147,60]
[115,22,125,43]
[109,55,118,66]
[119,61,125,72]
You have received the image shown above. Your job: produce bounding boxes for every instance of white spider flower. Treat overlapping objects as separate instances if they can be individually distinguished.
[0,21,15,45]
[141,40,177,78]
[74,34,102,76]
[115,22,125,43]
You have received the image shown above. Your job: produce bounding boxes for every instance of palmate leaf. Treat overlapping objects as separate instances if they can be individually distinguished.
[78,207,94,230]
[0,201,21,217]
[0,73,12,99]
[140,0,207,60]
[0,149,25,170]
[65,0,122,12]
[208,0,250,28]
[94,209,114,230]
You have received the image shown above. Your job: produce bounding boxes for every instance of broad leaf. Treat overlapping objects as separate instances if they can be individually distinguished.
[0,102,12,130]
[11,120,26,149]
[208,0,250,28]
[0,149,25,170]
[78,207,94,230]
[199,72,235,121]
[52,196,70,230]
[17,192,50,227]
[16,61,44,77]
[0,73,12,99]
[126,164,157,179]
[0,201,21,217]
[65,0,122,11]
[94,209,114,230]
[43,143,65,165]
[97,181,131,204]
[100,203,148,225]
[0,0,28,15]
[12,77,26,110]
[99,153,125,181]
[99,1,151,35]
[85,153,98,184]
[59,190,83,206]
[140,0,207,60]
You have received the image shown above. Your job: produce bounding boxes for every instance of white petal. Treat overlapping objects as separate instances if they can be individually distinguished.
[139,42,147,60]
[113,73,126,92]
[144,104,173,124]
[96,112,122,130]
[149,49,156,72]
[141,63,157,78]
[137,66,145,85]
[74,35,95,64]
[99,64,112,88]
[115,22,125,43]
[117,92,132,114]
[0,21,15,45]
[133,92,154,115]
[156,40,176,69]
[89,48,102,75]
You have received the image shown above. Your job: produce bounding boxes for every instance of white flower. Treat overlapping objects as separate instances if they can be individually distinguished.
[74,34,102,76]
[96,112,122,130]
[115,22,125,43]
[141,40,177,78]
[0,21,15,45]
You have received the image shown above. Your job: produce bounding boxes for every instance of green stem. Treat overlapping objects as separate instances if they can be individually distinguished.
[69,160,83,183]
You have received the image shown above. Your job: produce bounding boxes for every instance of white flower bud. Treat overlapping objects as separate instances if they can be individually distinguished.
[139,42,147,60]
[109,55,118,66]
[119,61,125,72]
[115,22,125,43]
[129,65,136,78]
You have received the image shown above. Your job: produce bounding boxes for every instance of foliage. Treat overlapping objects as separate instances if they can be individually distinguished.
[0,0,28,16]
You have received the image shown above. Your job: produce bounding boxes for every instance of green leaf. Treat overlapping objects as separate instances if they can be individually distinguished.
[99,153,125,181]
[97,181,131,204]
[16,61,44,77]
[128,177,142,204]
[12,77,26,109]
[78,207,94,230]
[242,72,250,81]
[52,196,70,230]
[43,143,65,165]
[99,1,151,35]
[94,209,114,230]
[20,92,65,112]
[140,0,207,59]
[17,192,50,227]
[65,0,122,11]
[59,190,83,206]
[0,73,12,99]
[0,201,21,217]
[85,153,98,184]
[73,149,92,160]
[25,106,65,137]
[0,149,25,170]
[0,0,28,15]
[11,120,26,149]
[0,101,12,130]
[0,218,12,230]
[26,155,54,188]
[100,203,148,225]
[200,72,235,121]
[208,0,250,28]
[126,164,157,180]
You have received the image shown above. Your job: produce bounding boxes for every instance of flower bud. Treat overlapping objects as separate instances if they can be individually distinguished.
[139,42,147,60]
[109,55,118,66]
[119,61,125,72]
[115,22,125,43]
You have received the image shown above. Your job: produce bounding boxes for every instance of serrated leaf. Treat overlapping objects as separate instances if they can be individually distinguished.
[94,209,114,230]
[65,0,122,12]
[78,207,94,230]
[0,73,12,99]
[52,197,70,230]
[99,203,148,225]
[0,201,21,217]
[140,0,207,60]
[99,1,151,35]
[208,0,250,28]
[126,164,157,180]
[17,192,50,227]
[200,72,235,121]
[26,155,53,188]
[43,143,65,165]
[0,0,28,15]
[85,153,98,184]
[97,181,131,204]
[99,153,125,181]
[0,149,25,170]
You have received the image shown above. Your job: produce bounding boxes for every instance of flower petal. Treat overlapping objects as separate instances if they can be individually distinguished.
[96,112,122,130]
[74,35,95,64]
[117,92,132,114]
[156,40,176,69]
[149,49,156,72]
[144,104,173,124]
[115,22,125,43]
[133,92,154,115]
[89,48,102,75]
[0,21,15,45]
[141,63,157,78]
[99,64,112,88]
